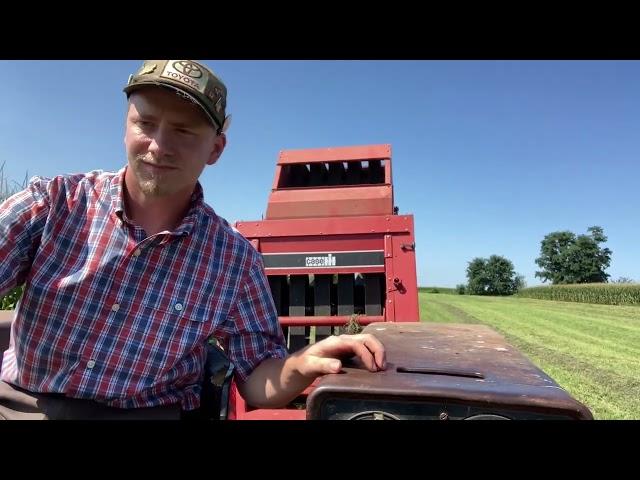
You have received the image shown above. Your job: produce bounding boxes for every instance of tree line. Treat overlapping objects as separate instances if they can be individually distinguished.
[457,226,627,296]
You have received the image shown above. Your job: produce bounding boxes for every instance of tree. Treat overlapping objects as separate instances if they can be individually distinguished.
[467,258,489,295]
[466,255,522,296]
[456,284,466,295]
[535,226,612,284]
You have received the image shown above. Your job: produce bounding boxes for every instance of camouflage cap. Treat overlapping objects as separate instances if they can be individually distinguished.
[124,60,231,133]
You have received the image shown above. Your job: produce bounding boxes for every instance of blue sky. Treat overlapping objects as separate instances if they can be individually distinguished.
[1,60,638,287]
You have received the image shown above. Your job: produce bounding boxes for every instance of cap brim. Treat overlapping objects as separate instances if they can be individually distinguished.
[124,81,222,132]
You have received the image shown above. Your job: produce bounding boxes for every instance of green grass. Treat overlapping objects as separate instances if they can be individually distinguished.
[419,292,640,420]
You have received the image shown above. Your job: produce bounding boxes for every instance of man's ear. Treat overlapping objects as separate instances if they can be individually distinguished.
[207,133,227,166]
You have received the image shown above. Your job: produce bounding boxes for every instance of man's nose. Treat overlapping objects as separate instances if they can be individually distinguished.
[147,125,175,156]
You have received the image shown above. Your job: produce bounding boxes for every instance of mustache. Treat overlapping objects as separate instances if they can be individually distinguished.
[137,154,177,169]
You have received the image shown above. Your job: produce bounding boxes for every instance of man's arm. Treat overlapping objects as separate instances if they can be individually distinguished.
[236,333,386,408]
[0,177,50,297]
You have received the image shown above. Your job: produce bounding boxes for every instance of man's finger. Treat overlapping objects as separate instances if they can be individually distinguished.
[344,334,386,371]
[363,335,386,370]
[346,337,378,372]
[301,355,342,377]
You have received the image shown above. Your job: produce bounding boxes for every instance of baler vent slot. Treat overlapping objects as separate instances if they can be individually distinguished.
[267,273,386,352]
[278,160,385,188]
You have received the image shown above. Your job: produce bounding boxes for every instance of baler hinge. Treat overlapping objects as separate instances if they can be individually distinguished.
[401,243,415,251]
[388,277,407,294]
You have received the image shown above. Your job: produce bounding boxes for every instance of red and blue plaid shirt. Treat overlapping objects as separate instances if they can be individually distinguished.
[0,168,287,410]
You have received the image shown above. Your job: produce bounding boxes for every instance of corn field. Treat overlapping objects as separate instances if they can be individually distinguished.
[0,285,22,310]
[516,283,640,306]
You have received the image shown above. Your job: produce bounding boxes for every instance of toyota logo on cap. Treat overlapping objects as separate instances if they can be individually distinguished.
[173,61,203,79]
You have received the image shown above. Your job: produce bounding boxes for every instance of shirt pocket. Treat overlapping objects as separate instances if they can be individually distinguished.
[156,289,226,326]
[150,291,227,356]
[129,295,209,369]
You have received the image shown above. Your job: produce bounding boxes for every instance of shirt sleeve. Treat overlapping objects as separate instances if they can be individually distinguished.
[0,176,51,297]
[225,252,288,382]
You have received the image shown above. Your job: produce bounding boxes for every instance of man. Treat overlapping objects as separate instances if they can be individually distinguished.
[0,60,385,420]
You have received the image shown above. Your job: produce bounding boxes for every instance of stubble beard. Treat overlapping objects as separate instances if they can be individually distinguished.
[132,154,178,197]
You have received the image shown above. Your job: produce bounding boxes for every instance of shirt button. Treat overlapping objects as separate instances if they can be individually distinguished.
[111,303,120,312]
[133,249,142,257]
[87,360,96,369]
[175,303,183,312]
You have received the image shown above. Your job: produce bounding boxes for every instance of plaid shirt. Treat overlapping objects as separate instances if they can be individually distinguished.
[0,168,287,410]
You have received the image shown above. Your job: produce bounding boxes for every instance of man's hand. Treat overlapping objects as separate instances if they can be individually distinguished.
[237,333,386,408]
[293,333,387,377]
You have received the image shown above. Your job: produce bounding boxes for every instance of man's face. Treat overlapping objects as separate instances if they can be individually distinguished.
[124,87,225,197]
